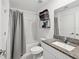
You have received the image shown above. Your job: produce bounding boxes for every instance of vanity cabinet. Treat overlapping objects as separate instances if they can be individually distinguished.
[43,50,56,59]
[41,42,73,59]
[56,5,79,39]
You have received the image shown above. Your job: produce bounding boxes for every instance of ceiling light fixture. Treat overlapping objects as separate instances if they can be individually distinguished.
[37,0,46,3]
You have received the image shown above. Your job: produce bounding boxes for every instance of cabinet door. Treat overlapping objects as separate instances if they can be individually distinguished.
[41,42,57,59]
[43,50,56,59]
[54,48,72,59]
[58,9,75,38]
[75,7,79,39]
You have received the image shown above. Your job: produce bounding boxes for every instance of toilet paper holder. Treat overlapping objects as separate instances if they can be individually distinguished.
[0,49,6,56]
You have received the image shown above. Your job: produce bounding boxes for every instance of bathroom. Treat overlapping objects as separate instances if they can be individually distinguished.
[0,0,79,59]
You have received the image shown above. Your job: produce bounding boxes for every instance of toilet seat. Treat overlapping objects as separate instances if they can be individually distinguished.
[31,46,43,54]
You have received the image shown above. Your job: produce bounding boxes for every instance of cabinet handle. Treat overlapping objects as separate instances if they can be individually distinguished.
[71,33,74,35]
[76,33,79,36]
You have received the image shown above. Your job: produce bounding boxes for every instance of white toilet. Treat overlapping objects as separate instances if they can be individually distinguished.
[31,46,43,54]
[30,44,43,59]
[21,41,43,59]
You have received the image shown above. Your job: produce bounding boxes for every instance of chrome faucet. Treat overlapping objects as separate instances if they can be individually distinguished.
[64,37,68,43]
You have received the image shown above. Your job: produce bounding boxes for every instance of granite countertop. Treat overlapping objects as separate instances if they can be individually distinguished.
[42,38,79,59]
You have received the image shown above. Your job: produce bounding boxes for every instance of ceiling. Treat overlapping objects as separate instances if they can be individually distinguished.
[10,0,50,12]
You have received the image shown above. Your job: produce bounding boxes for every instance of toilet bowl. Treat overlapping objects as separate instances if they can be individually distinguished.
[31,46,43,54]
[31,46,43,59]
[26,41,39,53]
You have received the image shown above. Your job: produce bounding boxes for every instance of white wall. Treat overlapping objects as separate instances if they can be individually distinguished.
[1,0,10,59]
[0,0,2,49]
[37,0,76,40]
[23,10,38,44]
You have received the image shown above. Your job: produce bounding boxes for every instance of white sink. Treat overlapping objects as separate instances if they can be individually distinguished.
[52,41,76,51]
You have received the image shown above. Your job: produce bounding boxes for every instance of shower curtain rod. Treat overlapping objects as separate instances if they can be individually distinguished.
[10,8,37,15]
[10,8,23,12]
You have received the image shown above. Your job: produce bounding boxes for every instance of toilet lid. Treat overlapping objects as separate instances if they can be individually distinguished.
[31,46,43,54]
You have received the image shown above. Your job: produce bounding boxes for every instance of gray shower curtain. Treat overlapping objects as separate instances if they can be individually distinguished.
[9,9,26,59]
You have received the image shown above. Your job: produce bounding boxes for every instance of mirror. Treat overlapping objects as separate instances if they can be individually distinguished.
[54,1,79,40]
